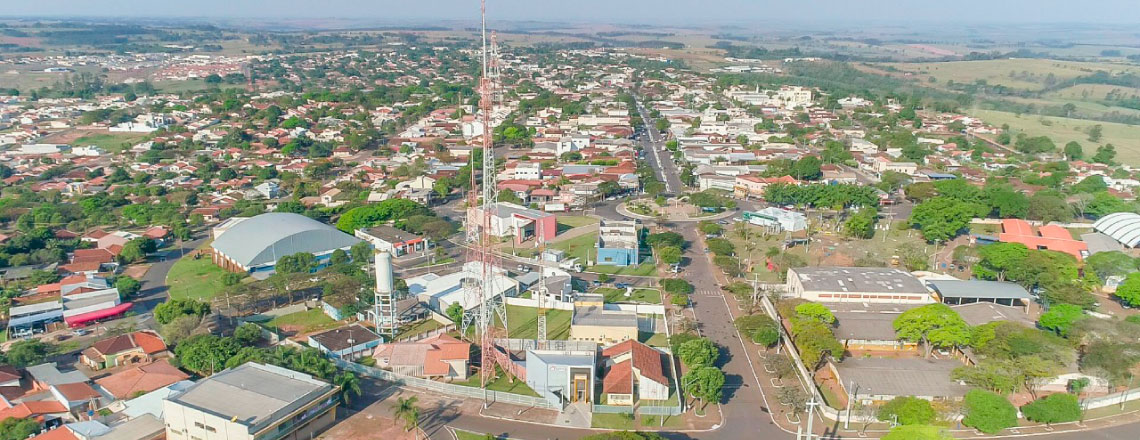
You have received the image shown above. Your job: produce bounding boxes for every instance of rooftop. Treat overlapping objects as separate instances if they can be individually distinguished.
[926,280,1031,300]
[572,306,637,328]
[210,213,361,268]
[791,267,929,295]
[166,363,335,431]
[358,225,421,244]
[309,324,382,352]
[836,357,969,399]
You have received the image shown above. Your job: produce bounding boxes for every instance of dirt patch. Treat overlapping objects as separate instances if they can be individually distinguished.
[321,404,417,440]
[39,129,105,145]
[121,265,150,280]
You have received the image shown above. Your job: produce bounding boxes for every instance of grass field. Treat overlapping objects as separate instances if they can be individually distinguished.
[456,366,539,397]
[639,331,669,348]
[591,412,636,430]
[73,133,148,153]
[501,305,571,340]
[555,215,598,230]
[969,109,1140,165]
[550,233,596,262]
[883,59,1140,91]
[166,254,228,301]
[588,263,658,277]
[152,79,246,93]
[596,287,661,304]
[265,309,339,334]
[453,430,506,440]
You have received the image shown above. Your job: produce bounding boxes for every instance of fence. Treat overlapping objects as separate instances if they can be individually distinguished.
[759,295,843,421]
[1084,387,1140,410]
[493,338,599,353]
[334,359,558,410]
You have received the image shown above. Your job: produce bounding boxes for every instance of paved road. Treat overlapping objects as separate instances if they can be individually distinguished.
[634,96,684,196]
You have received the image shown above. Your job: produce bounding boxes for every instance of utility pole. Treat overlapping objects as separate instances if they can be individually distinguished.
[803,397,819,440]
[844,380,857,430]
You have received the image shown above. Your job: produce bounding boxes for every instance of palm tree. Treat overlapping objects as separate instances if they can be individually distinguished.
[392,396,421,440]
[333,372,362,406]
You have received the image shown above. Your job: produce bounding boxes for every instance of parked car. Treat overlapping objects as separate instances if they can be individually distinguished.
[517,264,531,273]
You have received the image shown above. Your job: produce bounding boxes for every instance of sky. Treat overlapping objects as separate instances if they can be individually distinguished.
[6,0,1140,25]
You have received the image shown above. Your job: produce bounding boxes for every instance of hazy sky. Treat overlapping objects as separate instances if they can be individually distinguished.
[7,0,1140,24]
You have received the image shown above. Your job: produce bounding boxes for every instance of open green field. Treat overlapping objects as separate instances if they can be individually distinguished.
[501,305,571,340]
[265,309,339,334]
[882,59,1140,91]
[969,109,1140,165]
[591,412,636,430]
[166,254,228,301]
[550,232,596,262]
[152,79,246,93]
[456,366,539,397]
[555,215,598,230]
[74,133,148,153]
[393,318,444,341]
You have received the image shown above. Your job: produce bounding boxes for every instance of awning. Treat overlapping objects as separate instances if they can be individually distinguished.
[65,302,133,327]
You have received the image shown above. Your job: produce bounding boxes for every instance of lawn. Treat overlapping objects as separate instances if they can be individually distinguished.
[500,305,571,340]
[556,215,598,232]
[166,253,229,301]
[588,264,658,277]
[550,232,596,262]
[456,366,539,397]
[883,59,1140,91]
[73,132,148,153]
[265,309,339,334]
[640,414,684,428]
[596,287,662,304]
[393,318,444,341]
[639,331,669,347]
[969,109,1140,166]
[591,413,635,430]
[454,430,507,440]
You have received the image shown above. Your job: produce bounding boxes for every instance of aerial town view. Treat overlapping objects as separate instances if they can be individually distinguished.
[3,1,1140,440]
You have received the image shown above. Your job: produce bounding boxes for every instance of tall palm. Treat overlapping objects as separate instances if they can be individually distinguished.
[392,396,421,440]
[333,372,362,406]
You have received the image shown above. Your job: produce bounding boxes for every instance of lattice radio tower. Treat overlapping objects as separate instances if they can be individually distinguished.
[461,0,509,400]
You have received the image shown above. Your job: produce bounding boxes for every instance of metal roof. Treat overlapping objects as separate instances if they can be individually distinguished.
[1094,212,1140,248]
[167,363,334,432]
[926,280,1031,300]
[211,213,361,268]
[837,357,969,399]
[792,267,929,295]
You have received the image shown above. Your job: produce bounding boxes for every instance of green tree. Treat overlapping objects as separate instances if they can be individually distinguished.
[1085,251,1137,280]
[794,303,836,324]
[974,242,1029,282]
[893,303,970,357]
[792,156,822,180]
[881,425,953,440]
[677,337,719,368]
[155,299,211,325]
[657,246,682,265]
[446,302,464,324]
[878,396,936,425]
[276,252,317,274]
[118,237,157,263]
[333,372,363,405]
[1092,144,1116,165]
[233,322,263,345]
[1038,304,1085,336]
[843,208,877,239]
[908,197,978,242]
[1021,393,1081,426]
[1063,141,1084,160]
[682,365,726,410]
[392,396,421,440]
[698,221,724,236]
[962,389,1018,434]
[790,319,843,368]
[660,278,695,295]
[115,276,141,298]
[645,232,685,249]
[221,272,245,287]
[0,418,40,440]
[1114,272,1140,307]
[735,314,780,346]
[5,339,50,367]
[1087,124,1103,142]
[174,334,240,375]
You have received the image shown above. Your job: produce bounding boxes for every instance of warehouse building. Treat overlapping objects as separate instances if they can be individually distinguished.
[210,213,361,275]
[786,266,933,304]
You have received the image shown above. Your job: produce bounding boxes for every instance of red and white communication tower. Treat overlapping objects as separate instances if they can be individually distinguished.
[462,0,510,401]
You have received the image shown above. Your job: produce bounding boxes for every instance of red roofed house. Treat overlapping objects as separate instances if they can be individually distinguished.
[94,359,188,399]
[998,219,1088,260]
[372,333,470,379]
[79,331,168,370]
[0,400,69,425]
[599,340,671,406]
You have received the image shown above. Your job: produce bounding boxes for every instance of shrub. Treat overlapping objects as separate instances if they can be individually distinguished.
[878,396,936,425]
[962,389,1018,434]
[1021,393,1081,425]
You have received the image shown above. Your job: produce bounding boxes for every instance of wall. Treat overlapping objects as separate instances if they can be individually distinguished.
[596,247,637,266]
[335,359,558,410]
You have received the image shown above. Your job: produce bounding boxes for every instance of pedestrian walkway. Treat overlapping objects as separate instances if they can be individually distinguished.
[695,289,722,297]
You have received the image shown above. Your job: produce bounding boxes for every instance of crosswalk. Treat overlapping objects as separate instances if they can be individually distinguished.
[696,289,722,297]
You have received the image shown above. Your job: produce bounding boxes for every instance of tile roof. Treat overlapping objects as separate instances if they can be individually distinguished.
[602,360,633,394]
[55,382,101,401]
[86,331,167,359]
[601,340,669,387]
[94,360,189,399]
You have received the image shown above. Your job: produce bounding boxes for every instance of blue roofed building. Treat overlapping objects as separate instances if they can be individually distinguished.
[595,219,639,267]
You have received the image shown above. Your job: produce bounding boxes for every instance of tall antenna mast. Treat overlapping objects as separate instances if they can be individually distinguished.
[462,0,510,406]
[536,236,548,342]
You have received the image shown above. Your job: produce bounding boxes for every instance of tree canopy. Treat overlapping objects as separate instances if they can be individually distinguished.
[893,303,970,357]
[962,389,1018,434]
